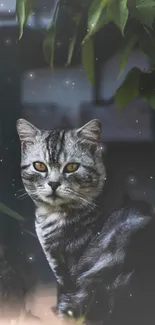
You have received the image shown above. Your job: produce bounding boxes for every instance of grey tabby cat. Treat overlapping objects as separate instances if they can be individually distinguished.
[16,118,150,323]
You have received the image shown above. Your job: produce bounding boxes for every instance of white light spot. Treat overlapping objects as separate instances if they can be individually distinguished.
[6,77,11,83]
[136,119,139,123]
[56,41,62,47]
[67,310,73,317]
[129,293,132,297]
[150,176,153,179]
[4,38,11,46]
[128,175,136,185]
[138,131,142,135]
[28,254,35,262]
[27,72,35,80]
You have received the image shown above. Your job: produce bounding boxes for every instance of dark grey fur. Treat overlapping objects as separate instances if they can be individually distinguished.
[16,119,150,323]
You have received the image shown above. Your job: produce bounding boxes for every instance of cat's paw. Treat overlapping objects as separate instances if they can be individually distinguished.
[57,298,79,318]
[56,290,88,320]
[51,305,59,315]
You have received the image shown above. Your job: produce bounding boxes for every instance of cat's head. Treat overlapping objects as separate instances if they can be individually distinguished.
[16,118,106,211]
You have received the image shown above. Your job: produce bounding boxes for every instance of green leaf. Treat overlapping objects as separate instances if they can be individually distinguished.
[84,8,110,42]
[66,15,81,66]
[25,0,34,23]
[87,0,109,35]
[118,34,138,78]
[82,38,95,85]
[66,32,77,66]
[139,26,155,64]
[43,24,56,69]
[115,67,141,110]
[0,202,25,222]
[136,0,155,10]
[66,33,77,66]
[129,0,155,27]
[16,0,34,40]
[42,2,60,69]
[16,0,25,40]
[107,0,129,34]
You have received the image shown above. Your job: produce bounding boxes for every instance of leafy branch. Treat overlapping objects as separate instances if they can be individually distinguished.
[0,202,37,238]
[16,0,155,109]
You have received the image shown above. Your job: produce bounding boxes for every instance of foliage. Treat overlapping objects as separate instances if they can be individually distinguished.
[82,38,95,85]
[0,202,37,237]
[0,202,25,221]
[16,0,34,40]
[16,0,155,109]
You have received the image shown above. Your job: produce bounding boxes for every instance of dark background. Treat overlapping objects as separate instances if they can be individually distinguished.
[0,0,155,323]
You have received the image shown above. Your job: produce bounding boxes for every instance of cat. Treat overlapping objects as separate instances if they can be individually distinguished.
[16,118,151,324]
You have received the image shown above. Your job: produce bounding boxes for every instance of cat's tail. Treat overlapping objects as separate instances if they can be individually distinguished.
[72,207,151,283]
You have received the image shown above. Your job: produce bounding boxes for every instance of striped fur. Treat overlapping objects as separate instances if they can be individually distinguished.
[16,119,151,322]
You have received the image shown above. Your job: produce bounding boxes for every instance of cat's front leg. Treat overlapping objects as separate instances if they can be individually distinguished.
[56,286,90,319]
[51,282,65,315]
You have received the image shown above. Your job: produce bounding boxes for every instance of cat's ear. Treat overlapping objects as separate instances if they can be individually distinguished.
[16,119,39,144]
[77,119,101,144]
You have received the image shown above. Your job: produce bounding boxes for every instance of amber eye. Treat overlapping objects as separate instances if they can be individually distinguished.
[33,161,47,172]
[63,163,80,173]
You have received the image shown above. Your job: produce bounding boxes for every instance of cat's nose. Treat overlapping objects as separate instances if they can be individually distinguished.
[48,181,61,191]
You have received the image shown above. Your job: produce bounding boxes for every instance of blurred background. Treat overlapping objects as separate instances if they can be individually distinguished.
[0,0,155,321]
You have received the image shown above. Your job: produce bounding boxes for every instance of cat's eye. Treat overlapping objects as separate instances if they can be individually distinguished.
[63,163,80,173]
[33,161,47,172]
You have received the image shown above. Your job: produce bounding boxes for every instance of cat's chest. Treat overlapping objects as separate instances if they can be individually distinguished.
[35,212,91,259]
[35,211,93,284]
[35,213,66,252]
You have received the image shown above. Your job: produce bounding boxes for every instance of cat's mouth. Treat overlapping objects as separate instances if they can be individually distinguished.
[47,192,60,200]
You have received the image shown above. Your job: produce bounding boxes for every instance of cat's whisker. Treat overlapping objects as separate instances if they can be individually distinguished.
[16,188,25,194]
[16,189,37,200]
[66,189,98,211]
[16,192,29,200]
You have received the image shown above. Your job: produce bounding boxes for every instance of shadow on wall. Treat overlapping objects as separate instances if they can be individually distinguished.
[21,99,152,142]
[21,50,152,141]
[22,103,74,130]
